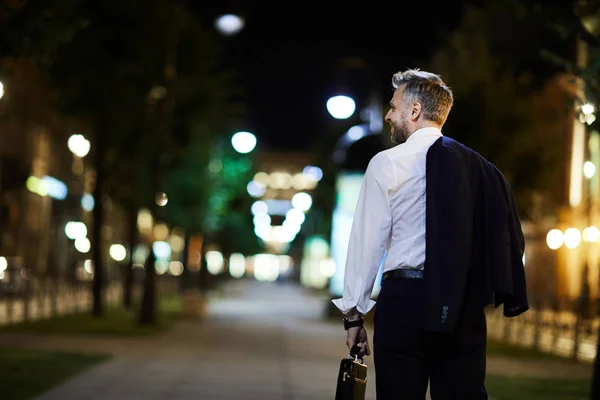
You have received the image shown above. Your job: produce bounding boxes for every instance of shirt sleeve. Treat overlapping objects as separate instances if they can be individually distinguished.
[331,152,394,315]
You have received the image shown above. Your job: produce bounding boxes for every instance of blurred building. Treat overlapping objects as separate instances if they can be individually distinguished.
[533,7,600,308]
[0,68,129,285]
[247,150,323,282]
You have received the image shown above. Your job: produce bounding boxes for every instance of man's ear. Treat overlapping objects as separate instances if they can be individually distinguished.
[411,102,422,121]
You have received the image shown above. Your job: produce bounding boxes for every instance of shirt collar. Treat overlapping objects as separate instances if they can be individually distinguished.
[406,127,443,143]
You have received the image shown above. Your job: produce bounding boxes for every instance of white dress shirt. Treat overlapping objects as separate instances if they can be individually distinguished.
[331,127,443,315]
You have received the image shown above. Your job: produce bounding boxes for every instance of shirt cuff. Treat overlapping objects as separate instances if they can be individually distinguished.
[331,298,376,316]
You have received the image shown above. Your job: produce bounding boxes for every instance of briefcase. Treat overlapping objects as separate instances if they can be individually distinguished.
[335,344,367,400]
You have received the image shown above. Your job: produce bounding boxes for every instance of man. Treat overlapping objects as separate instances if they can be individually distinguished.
[332,69,528,399]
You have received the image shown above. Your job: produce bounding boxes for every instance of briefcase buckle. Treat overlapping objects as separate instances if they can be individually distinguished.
[343,370,367,383]
[347,352,363,363]
[343,371,350,382]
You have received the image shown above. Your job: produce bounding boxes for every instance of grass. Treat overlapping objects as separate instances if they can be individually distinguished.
[0,347,108,400]
[486,338,574,362]
[0,295,181,337]
[485,339,591,399]
[486,374,590,400]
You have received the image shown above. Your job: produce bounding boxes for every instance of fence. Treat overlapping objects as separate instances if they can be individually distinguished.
[0,274,180,327]
[486,295,599,363]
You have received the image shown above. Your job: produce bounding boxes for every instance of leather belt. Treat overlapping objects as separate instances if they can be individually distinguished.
[382,269,424,280]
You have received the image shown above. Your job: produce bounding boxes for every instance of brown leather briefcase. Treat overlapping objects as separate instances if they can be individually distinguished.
[334,344,367,400]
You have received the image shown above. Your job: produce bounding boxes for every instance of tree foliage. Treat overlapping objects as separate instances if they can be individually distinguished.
[425,0,573,218]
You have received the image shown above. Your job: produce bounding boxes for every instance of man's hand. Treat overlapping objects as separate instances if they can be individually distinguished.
[346,326,370,358]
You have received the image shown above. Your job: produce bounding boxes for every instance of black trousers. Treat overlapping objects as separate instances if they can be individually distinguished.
[373,278,487,400]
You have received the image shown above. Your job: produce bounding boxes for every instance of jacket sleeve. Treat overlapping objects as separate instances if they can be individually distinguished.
[504,181,528,316]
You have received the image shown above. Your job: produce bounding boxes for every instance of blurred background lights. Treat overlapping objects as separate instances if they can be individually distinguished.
[231,131,257,154]
[247,180,266,197]
[286,208,305,224]
[109,244,127,262]
[228,253,246,278]
[320,258,336,278]
[42,176,68,200]
[546,229,564,250]
[168,261,184,276]
[582,103,595,115]
[155,260,168,275]
[253,172,269,185]
[583,226,600,242]
[253,254,280,282]
[65,221,87,240]
[251,200,268,215]
[580,103,596,125]
[67,134,91,158]
[153,223,169,241]
[137,209,153,236]
[133,245,149,264]
[81,193,95,211]
[0,81,4,100]
[168,233,185,253]
[155,192,168,206]
[584,161,596,179]
[152,241,171,259]
[563,228,581,249]
[26,176,48,197]
[347,125,367,141]
[303,165,323,181]
[326,95,356,119]
[214,14,245,36]
[253,213,271,226]
[84,259,94,274]
[206,251,224,275]
[208,158,223,173]
[75,237,91,253]
[291,192,312,211]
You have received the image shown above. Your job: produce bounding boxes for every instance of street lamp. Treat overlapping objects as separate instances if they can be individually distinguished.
[581,103,596,125]
[67,134,91,158]
[214,14,245,36]
[326,95,356,119]
[231,131,256,154]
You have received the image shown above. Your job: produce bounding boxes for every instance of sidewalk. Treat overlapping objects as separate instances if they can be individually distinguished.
[0,279,592,399]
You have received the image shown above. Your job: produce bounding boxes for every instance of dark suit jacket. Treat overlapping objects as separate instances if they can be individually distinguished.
[423,136,528,333]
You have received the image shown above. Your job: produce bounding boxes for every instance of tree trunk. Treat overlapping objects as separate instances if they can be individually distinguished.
[139,1,181,325]
[198,235,209,292]
[139,241,157,324]
[123,204,137,309]
[180,230,190,292]
[91,135,107,318]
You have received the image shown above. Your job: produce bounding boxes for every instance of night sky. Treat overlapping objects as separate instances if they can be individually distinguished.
[196,2,477,151]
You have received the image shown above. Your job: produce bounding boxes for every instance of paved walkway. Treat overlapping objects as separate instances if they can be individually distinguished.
[0,279,593,399]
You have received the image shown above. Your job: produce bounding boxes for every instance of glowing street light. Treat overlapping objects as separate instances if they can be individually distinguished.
[546,229,564,250]
[231,131,257,154]
[564,228,582,249]
[67,134,91,158]
[580,103,596,125]
[0,81,4,100]
[584,161,596,179]
[326,95,356,119]
[215,14,245,36]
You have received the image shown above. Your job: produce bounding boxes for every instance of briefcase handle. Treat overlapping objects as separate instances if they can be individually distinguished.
[348,344,363,363]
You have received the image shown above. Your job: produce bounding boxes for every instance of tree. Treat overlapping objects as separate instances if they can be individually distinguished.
[424,0,571,219]
[136,2,245,321]
[38,0,169,317]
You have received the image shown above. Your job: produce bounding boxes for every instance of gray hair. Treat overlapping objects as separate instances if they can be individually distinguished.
[391,69,454,125]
